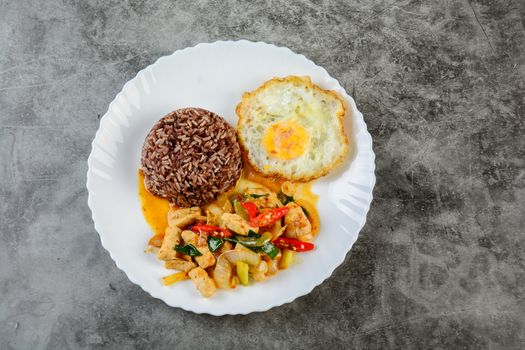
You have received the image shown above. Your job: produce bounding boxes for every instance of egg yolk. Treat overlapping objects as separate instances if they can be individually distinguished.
[262,121,309,160]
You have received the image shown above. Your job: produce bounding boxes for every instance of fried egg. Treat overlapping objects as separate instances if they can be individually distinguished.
[236,76,348,181]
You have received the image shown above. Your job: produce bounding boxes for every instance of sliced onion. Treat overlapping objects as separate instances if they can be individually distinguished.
[271,221,287,240]
[234,243,252,252]
[280,181,296,197]
[224,249,261,266]
[213,255,233,289]
[212,249,261,289]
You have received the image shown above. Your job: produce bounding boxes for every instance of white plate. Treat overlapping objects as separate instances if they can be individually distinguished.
[87,40,375,315]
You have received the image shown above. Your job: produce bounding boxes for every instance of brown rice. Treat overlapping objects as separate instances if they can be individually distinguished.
[141,108,242,207]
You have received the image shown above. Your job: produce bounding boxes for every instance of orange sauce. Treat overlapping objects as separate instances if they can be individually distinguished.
[138,170,169,236]
[243,162,284,193]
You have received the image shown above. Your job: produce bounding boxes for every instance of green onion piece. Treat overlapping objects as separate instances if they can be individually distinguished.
[233,199,249,220]
[248,193,268,199]
[260,242,280,259]
[224,236,238,244]
[234,232,272,247]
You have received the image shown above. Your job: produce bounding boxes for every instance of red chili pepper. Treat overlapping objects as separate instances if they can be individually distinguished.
[272,237,315,252]
[241,201,258,220]
[250,207,289,227]
[192,224,232,238]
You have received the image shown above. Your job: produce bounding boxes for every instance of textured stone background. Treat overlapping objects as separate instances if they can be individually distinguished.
[1,0,524,349]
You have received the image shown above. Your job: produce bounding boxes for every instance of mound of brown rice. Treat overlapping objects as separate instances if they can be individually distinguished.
[141,108,243,207]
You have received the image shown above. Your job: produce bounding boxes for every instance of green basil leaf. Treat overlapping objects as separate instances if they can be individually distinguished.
[277,191,294,205]
[247,230,261,238]
[260,242,280,259]
[174,244,202,257]
[207,237,223,253]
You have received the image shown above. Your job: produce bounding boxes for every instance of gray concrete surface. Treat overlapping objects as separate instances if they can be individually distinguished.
[1,0,524,349]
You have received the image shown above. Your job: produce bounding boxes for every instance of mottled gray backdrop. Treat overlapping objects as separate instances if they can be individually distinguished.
[1,0,524,349]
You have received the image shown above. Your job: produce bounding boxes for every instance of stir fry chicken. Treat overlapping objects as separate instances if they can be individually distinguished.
[188,267,216,298]
[165,259,196,272]
[245,188,281,209]
[157,226,181,261]
[221,213,258,236]
[194,246,216,269]
[284,203,312,241]
[149,179,318,298]
[168,207,206,228]
[180,230,216,268]
[181,230,198,243]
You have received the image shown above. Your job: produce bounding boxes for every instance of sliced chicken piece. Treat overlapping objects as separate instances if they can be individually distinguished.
[188,267,217,298]
[204,203,224,226]
[181,230,198,244]
[181,254,193,262]
[221,213,258,236]
[284,203,312,241]
[194,246,216,269]
[264,255,279,275]
[164,259,197,272]
[157,226,181,261]
[168,207,206,228]
[250,260,268,282]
